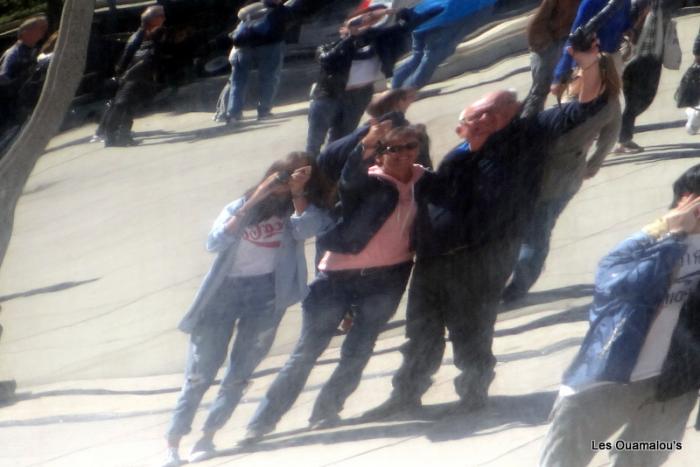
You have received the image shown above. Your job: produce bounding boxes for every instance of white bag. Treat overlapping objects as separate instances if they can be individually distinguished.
[663,20,682,70]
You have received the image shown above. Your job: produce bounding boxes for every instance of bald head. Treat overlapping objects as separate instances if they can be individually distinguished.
[456,90,520,151]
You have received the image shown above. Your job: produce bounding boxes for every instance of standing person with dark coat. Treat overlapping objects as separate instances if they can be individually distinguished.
[683,25,700,134]
[243,125,427,441]
[225,0,303,123]
[613,0,682,154]
[365,44,611,418]
[0,16,48,131]
[540,164,700,467]
[305,5,442,157]
[100,5,167,147]
[522,0,580,117]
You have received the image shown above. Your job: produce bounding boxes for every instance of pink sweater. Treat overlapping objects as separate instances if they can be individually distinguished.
[319,164,425,271]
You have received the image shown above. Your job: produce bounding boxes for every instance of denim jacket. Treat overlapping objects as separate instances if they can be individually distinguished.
[563,231,700,400]
[178,198,331,333]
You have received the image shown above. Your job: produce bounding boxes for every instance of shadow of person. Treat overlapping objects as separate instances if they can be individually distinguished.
[210,391,557,464]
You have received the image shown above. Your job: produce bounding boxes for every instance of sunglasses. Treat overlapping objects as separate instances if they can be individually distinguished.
[383,142,419,154]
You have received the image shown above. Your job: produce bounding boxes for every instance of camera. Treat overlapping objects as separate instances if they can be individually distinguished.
[274,170,291,184]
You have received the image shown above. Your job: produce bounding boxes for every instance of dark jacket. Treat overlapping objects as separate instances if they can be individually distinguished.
[317,111,410,182]
[316,144,399,254]
[694,25,700,57]
[115,29,145,77]
[562,232,700,401]
[413,95,607,259]
[230,2,299,48]
[312,6,443,99]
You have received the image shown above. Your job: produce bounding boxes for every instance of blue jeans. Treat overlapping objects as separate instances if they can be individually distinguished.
[227,42,285,119]
[247,262,413,430]
[167,274,279,438]
[504,194,574,299]
[391,8,493,89]
[305,84,374,157]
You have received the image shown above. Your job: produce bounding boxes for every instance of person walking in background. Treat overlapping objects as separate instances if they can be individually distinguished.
[503,53,622,302]
[391,0,495,89]
[522,0,580,117]
[243,124,427,441]
[99,5,167,147]
[161,152,332,467]
[613,0,682,154]
[0,15,48,131]
[681,25,700,135]
[540,164,700,467]
[305,4,441,157]
[305,6,392,156]
[225,0,304,123]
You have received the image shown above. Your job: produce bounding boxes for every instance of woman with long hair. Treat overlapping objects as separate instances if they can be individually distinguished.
[161,152,332,467]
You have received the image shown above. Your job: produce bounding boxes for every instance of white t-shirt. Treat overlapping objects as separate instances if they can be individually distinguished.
[228,216,284,278]
[346,51,382,89]
[630,234,700,381]
[560,234,700,397]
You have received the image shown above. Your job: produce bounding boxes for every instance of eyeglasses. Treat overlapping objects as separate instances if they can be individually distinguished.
[383,142,419,154]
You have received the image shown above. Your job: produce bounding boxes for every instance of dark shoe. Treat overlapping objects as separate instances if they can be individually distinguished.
[457,395,488,413]
[256,111,274,121]
[501,284,526,303]
[362,396,421,420]
[308,412,342,430]
[104,136,140,148]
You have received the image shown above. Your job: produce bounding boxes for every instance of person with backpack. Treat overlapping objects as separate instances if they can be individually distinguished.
[224,0,304,123]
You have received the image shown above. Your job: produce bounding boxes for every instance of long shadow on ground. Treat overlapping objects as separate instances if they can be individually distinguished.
[213,391,556,463]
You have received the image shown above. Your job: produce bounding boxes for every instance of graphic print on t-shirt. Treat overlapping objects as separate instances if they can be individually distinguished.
[241,218,285,248]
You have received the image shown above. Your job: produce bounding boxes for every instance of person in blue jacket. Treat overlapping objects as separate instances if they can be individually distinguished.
[391,0,496,89]
[540,164,700,467]
[160,152,332,467]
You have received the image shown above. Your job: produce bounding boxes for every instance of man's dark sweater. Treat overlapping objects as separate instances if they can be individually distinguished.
[413,96,607,259]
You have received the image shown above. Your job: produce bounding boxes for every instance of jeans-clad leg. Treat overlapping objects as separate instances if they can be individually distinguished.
[331,84,374,142]
[247,272,347,431]
[306,96,340,157]
[202,276,278,433]
[166,283,240,438]
[311,264,412,420]
[227,47,253,119]
[505,195,574,299]
[255,41,285,116]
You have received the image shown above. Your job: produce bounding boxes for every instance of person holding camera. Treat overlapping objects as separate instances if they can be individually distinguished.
[161,152,333,467]
[243,123,427,441]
